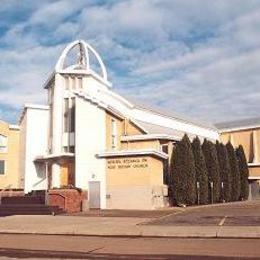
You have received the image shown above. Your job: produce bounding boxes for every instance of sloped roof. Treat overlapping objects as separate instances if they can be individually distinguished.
[136,120,209,142]
[215,117,260,131]
[123,95,217,131]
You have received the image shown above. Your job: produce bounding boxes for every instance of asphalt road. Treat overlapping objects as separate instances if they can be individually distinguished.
[0,234,260,259]
[148,200,260,226]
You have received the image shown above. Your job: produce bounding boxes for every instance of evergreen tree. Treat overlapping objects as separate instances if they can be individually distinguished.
[226,141,241,201]
[202,139,221,203]
[171,134,196,205]
[216,141,232,202]
[236,145,249,200]
[192,136,209,204]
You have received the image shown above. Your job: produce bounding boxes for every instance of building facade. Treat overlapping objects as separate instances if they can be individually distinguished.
[217,119,260,200]
[0,120,20,190]
[18,40,219,209]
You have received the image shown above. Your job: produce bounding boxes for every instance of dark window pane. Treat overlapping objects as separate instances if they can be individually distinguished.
[0,160,5,175]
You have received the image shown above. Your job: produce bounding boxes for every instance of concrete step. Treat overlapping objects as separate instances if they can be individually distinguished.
[1,196,45,205]
[0,204,63,216]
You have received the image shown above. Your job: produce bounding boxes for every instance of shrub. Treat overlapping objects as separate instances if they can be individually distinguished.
[202,139,221,203]
[171,134,196,205]
[192,136,209,204]
[236,145,249,200]
[216,141,232,202]
[226,141,241,201]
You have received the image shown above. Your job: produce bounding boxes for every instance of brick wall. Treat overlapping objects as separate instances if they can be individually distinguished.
[48,188,87,213]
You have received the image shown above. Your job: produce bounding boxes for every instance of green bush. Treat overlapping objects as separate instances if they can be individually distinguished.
[236,145,249,200]
[226,141,241,201]
[216,141,232,202]
[171,134,196,205]
[192,136,209,204]
[202,139,221,203]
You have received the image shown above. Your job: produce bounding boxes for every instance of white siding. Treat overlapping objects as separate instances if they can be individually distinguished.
[22,107,49,193]
[75,97,106,208]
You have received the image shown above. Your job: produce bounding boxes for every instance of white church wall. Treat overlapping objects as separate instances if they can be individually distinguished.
[22,106,49,193]
[75,97,107,209]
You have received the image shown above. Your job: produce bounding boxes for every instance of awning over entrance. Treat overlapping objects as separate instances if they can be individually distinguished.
[34,153,74,163]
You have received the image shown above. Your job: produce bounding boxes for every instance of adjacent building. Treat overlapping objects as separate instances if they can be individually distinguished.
[0,120,20,190]
[217,118,260,200]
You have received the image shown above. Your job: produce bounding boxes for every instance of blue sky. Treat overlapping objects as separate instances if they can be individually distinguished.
[0,0,260,124]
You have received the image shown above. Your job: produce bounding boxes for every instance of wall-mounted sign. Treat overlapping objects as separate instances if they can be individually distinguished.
[107,158,148,170]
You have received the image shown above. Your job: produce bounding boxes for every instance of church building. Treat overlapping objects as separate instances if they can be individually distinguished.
[17,40,219,210]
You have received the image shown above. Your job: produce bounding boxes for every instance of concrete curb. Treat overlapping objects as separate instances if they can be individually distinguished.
[1,225,260,239]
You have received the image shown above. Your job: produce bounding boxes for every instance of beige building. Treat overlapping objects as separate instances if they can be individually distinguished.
[217,118,260,200]
[0,120,20,190]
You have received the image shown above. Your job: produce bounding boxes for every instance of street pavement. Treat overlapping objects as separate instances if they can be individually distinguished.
[0,234,260,259]
[0,200,260,238]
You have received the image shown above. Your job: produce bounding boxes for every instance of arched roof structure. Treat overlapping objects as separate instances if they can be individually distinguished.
[55,40,108,82]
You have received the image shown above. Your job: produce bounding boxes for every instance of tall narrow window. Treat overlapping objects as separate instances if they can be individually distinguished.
[111,118,117,149]
[0,135,7,153]
[0,160,5,175]
[70,98,75,132]
[78,77,83,89]
[65,76,70,90]
[64,98,69,133]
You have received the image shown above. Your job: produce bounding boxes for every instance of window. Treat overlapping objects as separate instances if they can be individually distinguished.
[0,160,5,175]
[161,144,168,154]
[111,118,117,149]
[78,77,83,89]
[70,98,75,132]
[64,98,69,133]
[65,77,70,90]
[0,135,7,153]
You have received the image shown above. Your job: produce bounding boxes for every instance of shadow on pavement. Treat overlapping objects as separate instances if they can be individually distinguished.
[0,248,258,260]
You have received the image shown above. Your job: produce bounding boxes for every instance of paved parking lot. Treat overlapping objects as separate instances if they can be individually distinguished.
[147,200,260,226]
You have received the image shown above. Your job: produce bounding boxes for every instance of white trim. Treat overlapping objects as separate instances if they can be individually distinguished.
[97,149,168,160]
[121,134,181,142]
[24,104,49,110]
[248,162,260,167]
[9,124,20,130]
[248,176,260,180]
[219,125,260,133]
[19,104,50,125]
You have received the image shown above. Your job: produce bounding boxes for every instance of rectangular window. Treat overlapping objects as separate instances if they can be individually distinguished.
[65,77,70,90]
[70,98,75,132]
[0,135,7,153]
[111,118,117,149]
[0,160,5,175]
[161,144,169,154]
[64,98,69,133]
[78,77,83,89]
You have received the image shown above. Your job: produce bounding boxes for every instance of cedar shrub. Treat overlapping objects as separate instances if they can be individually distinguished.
[192,136,209,204]
[202,139,221,203]
[226,141,241,201]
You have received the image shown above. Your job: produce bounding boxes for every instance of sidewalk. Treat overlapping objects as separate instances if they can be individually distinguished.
[0,215,260,238]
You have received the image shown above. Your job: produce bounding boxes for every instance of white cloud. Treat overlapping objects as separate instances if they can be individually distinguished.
[0,0,260,124]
